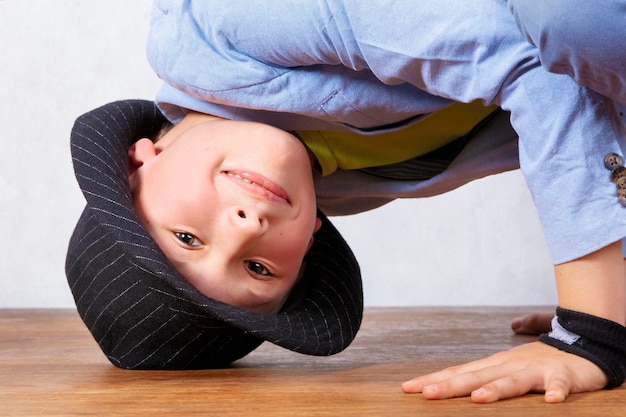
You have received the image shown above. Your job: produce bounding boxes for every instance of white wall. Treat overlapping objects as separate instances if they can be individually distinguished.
[0,0,557,308]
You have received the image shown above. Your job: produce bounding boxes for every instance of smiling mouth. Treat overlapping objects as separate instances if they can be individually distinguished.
[223,170,291,205]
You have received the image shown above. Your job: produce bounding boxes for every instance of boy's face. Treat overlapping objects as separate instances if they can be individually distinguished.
[129,113,321,314]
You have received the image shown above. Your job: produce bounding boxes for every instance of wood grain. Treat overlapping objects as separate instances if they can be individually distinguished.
[1,307,624,416]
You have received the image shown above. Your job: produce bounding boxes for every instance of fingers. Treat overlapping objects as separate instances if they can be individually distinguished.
[401,359,518,399]
[470,372,574,403]
[511,311,554,335]
[403,365,542,402]
[404,369,564,404]
[471,379,531,403]
[422,368,508,401]
[400,342,607,403]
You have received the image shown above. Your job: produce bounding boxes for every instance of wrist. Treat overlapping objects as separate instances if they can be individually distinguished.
[540,307,626,389]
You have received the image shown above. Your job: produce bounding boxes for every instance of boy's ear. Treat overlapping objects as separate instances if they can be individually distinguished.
[127,138,157,190]
[314,217,322,234]
[306,217,323,252]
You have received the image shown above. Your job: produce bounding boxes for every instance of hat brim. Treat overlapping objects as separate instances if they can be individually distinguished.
[66,100,363,369]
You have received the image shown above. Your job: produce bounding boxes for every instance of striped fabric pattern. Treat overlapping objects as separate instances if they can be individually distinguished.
[66,100,363,369]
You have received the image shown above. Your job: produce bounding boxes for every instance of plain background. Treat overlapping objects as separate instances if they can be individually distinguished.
[0,0,557,309]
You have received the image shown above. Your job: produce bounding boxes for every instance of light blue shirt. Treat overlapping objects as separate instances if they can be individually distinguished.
[147,0,626,264]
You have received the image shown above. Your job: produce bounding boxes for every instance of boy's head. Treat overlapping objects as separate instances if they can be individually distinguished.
[66,100,362,369]
[128,111,322,314]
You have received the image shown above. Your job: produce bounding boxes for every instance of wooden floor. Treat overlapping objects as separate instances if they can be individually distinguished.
[1,307,624,416]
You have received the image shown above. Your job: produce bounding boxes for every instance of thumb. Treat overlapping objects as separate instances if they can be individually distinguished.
[544,377,570,403]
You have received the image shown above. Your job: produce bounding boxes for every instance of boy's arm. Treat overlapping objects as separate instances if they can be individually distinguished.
[402,241,626,403]
[556,240,625,325]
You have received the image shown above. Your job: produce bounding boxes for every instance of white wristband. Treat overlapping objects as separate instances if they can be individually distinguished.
[548,315,581,345]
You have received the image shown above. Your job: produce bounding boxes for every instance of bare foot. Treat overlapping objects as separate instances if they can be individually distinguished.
[511,311,554,335]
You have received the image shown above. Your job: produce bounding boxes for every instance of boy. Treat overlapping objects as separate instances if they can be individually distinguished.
[67,0,626,404]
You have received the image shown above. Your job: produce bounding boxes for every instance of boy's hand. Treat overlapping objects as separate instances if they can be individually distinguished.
[401,342,608,403]
[511,311,554,335]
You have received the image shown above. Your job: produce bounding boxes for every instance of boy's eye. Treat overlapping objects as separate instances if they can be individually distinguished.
[245,260,274,277]
[174,232,202,247]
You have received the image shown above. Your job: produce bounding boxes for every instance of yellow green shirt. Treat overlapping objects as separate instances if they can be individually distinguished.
[296,101,498,176]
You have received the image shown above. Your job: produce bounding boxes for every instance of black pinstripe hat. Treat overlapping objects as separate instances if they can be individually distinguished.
[66,100,363,369]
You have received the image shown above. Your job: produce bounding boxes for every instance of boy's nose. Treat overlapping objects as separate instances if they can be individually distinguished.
[230,207,266,236]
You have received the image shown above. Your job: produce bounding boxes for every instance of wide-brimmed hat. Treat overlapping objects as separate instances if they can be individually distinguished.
[66,99,363,369]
